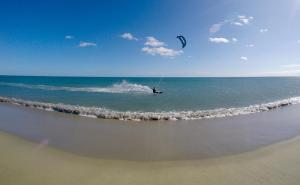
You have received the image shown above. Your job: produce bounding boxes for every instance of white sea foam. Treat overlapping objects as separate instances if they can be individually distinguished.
[1,96,300,121]
[0,81,153,94]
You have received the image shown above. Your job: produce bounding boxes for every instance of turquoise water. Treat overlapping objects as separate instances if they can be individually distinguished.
[1,76,300,120]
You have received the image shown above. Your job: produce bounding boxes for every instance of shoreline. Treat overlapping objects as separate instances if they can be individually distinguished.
[1,95,300,121]
[1,130,300,184]
[1,102,300,160]
[2,100,300,184]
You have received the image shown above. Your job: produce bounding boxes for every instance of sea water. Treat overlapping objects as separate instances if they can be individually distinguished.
[1,76,300,121]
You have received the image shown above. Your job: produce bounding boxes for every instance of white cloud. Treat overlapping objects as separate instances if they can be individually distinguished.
[280,64,300,68]
[145,37,165,47]
[240,56,248,61]
[209,20,233,34]
[260,28,268,33]
[232,22,243,26]
[297,40,300,44]
[209,37,230,44]
[232,38,238,42]
[237,15,254,25]
[142,36,182,58]
[209,23,224,34]
[65,35,74,40]
[78,41,97,47]
[246,44,255,47]
[210,15,254,34]
[121,33,138,41]
[142,46,182,57]
[231,22,244,26]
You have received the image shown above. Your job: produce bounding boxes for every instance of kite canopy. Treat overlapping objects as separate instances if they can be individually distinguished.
[176,35,187,48]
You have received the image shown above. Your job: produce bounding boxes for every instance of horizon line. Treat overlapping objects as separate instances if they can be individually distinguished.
[1,74,300,78]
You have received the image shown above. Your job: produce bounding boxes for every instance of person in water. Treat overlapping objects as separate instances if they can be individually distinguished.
[152,87,157,93]
[152,87,162,94]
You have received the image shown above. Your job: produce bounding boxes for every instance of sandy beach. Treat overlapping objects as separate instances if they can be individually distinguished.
[1,126,300,185]
[0,103,300,184]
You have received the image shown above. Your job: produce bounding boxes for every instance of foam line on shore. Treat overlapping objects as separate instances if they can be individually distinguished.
[1,96,300,121]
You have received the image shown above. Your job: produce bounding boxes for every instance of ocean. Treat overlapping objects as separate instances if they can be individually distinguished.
[1,76,300,121]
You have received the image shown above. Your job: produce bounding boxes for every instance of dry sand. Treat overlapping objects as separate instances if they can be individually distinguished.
[1,130,300,185]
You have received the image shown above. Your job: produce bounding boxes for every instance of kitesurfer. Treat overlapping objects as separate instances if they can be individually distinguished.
[152,87,157,93]
[152,87,163,94]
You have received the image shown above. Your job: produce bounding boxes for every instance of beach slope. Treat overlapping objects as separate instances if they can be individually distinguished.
[1,130,300,185]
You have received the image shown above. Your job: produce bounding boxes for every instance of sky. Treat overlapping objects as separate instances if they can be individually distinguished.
[1,0,300,77]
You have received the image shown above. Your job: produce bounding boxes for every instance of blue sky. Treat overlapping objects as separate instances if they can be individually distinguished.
[1,0,300,77]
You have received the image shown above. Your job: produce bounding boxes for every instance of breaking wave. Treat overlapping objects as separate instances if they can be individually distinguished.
[0,81,152,94]
[1,96,300,121]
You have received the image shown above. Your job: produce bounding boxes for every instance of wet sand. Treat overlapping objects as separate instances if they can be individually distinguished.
[1,103,300,160]
[1,129,300,185]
